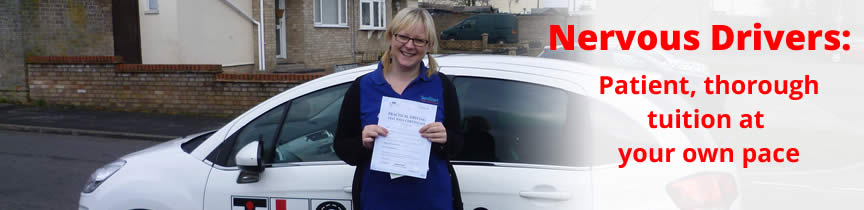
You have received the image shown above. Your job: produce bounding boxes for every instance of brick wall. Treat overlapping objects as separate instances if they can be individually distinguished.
[0,0,114,103]
[0,89,28,104]
[300,0,355,72]
[283,0,307,64]
[439,40,484,51]
[351,3,391,65]
[27,56,322,116]
[0,1,27,103]
[20,0,114,56]
[354,31,390,63]
[277,0,392,71]
[304,27,354,72]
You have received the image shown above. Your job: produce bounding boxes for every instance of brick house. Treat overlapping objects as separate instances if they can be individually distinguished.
[0,0,414,111]
[128,0,419,73]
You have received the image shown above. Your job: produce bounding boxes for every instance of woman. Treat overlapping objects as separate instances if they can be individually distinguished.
[333,8,464,210]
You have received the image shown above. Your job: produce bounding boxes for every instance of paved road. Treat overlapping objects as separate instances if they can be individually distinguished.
[0,130,158,210]
[0,129,862,210]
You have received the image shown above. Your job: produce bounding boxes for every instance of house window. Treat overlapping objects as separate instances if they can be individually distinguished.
[145,0,159,14]
[360,0,386,30]
[314,0,348,27]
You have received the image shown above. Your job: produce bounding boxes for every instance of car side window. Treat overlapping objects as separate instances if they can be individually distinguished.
[452,77,575,166]
[586,99,658,165]
[225,103,288,166]
[208,83,350,167]
[273,83,350,163]
[462,19,475,29]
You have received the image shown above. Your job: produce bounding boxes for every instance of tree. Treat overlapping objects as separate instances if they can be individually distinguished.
[509,0,519,13]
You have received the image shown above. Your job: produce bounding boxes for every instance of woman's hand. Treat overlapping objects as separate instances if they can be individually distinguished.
[362,125,388,149]
[420,122,447,144]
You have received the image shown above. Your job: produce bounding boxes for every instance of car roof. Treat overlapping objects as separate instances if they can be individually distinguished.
[340,55,611,81]
[336,54,660,93]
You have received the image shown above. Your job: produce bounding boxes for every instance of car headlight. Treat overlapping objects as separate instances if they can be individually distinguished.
[82,160,126,193]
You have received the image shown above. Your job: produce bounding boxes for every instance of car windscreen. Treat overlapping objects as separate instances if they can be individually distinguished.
[182,131,214,153]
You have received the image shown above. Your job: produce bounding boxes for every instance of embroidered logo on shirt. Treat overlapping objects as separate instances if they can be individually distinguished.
[420,96,439,104]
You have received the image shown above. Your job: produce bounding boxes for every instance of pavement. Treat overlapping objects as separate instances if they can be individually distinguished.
[0,103,232,141]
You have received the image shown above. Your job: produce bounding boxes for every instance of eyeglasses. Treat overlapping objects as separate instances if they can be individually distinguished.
[393,34,429,47]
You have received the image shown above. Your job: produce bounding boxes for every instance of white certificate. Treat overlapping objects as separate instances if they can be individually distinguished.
[370,96,437,179]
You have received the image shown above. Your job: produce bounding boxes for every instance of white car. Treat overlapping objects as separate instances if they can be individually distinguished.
[79,55,741,210]
[537,45,711,79]
[538,45,727,125]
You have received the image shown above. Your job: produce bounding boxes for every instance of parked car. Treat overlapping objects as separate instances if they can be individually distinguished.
[79,55,740,210]
[537,45,710,81]
[440,14,519,43]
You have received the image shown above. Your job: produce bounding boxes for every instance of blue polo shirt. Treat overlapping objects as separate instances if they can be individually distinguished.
[358,61,452,210]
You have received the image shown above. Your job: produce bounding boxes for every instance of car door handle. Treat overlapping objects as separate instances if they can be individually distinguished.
[343,187,352,193]
[519,191,572,201]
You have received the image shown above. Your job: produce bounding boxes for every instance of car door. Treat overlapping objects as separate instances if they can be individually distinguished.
[450,76,593,210]
[459,18,479,40]
[203,83,356,210]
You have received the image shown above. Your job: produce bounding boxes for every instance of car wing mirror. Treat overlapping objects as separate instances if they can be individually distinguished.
[235,136,264,184]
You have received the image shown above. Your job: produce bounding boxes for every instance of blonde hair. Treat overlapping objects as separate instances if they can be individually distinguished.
[380,8,439,77]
